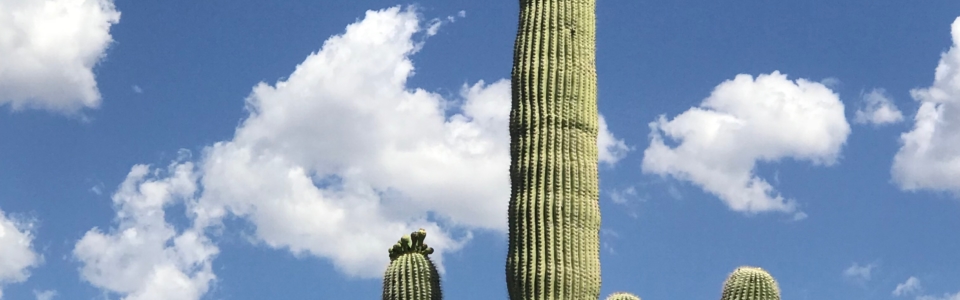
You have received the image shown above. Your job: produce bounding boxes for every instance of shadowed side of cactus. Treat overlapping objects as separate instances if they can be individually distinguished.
[382,229,442,300]
[605,292,641,300]
[506,0,601,299]
[719,266,781,300]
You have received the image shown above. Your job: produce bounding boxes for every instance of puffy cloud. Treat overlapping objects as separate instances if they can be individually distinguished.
[894,276,923,296]
[73,162,218,300]
[0,209,39,298]
[0,0,120,113]
[599,115,631,166]
[82,6,627,288]
[642,71,850,217]
[842,262,876,281]
[188,5,627,278]
[855,88,904,126]
[892,17,960,194]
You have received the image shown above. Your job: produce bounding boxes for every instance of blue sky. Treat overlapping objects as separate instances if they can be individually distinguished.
[1,0,960,299]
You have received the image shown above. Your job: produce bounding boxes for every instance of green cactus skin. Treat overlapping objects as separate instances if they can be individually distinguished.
[505,0,601,299]
[719,266,781,300]
[605,292,641,300]
[382,229,442,300]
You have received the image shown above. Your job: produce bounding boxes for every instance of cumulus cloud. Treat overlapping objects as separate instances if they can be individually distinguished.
[855,88,904,126]
[893,276,922,296]
[80,7,627,293]
[73,162,218,300]
[599,115,631,166]
[842,262,876,281]
[892,17,960,194]
[188,5,626,278]
[0,0,120,113]
[642,71,850,217]
[0,208,39,298]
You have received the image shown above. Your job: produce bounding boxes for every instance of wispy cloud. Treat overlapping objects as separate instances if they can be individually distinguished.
[893,276,922,296]
[842,262,876,282]
[854,88,903,126]
[33,289,57,300]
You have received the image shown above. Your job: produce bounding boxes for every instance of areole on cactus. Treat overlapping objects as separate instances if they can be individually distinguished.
[382,229,441,300]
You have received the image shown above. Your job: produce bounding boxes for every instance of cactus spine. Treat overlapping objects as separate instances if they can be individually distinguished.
[382,229,442,300]
[719,266,781,300]
[506,0,601,299]
[605,292,641,300]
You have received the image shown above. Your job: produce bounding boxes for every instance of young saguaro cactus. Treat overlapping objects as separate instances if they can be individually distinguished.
[382,229,442,300]
[506,0,601,299]
[719,266,781,300]
[605,292,641,300]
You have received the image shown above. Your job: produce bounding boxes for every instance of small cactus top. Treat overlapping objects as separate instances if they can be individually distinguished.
[605,292,641,300]
[720,266,781,300]
[388,228,434,261]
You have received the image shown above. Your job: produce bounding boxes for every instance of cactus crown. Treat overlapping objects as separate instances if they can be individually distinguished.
[720,266,781,300]
[389,228,434,261]
[383,229,442,300]
[605,292,642,300]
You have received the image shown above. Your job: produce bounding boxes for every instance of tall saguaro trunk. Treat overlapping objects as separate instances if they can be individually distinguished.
[506,0,601,299]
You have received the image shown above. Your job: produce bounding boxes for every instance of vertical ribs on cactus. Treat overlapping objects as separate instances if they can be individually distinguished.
[506,0,602,299]
[719,266,781,300]
[382,229,442,300]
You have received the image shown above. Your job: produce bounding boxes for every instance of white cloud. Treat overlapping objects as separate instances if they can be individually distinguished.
[33,290,56,300]
[894,276,923,296]
[0,0,120,113]
[83,6,626,288]
[917,291,960,300]
[0,208,39,299]
[599,115,631,166]
[73,162,218,300]
[892,17,960,194]
[842,262,875,281]
[642,71,850,217]
[855,88,904,126]
[609,186,637,205]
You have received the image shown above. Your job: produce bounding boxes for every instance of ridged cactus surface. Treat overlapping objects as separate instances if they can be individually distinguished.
[382,229,442,300]
[605,292,641,300]
[719,266,781,300]
[506,0,601,299]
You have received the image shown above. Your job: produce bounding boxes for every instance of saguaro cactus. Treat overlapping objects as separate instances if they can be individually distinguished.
[719,266,781,300]
[605,292,641,300]
[506,0,601,299]
[382,229,442,300]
